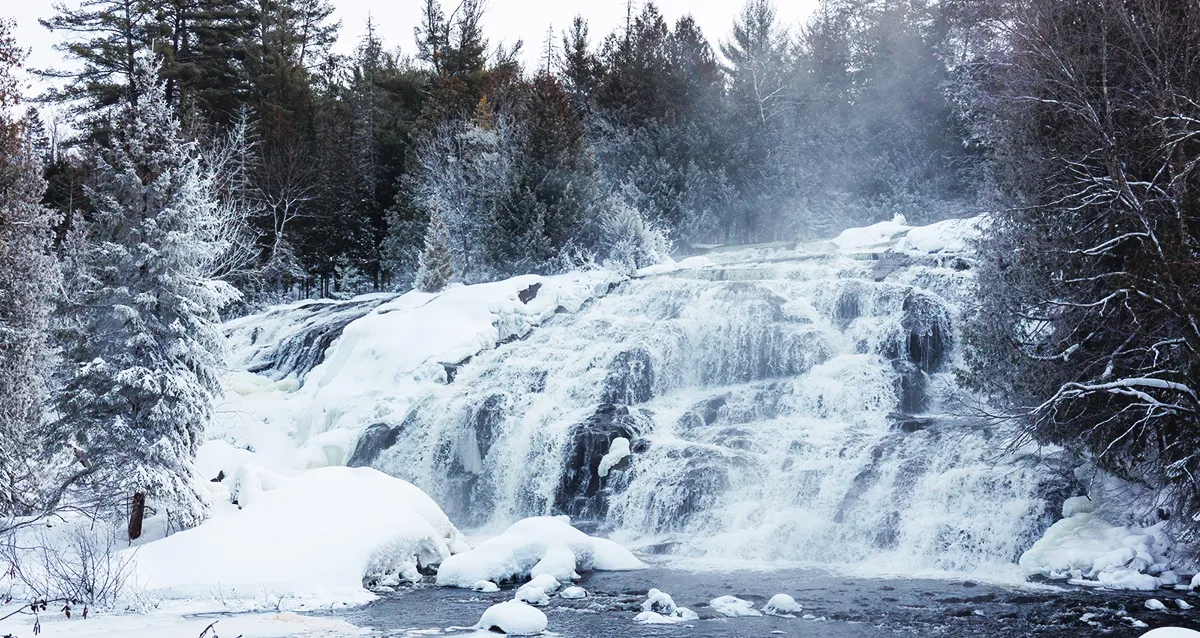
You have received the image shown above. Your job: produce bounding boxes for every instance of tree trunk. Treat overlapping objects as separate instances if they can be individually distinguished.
[128,492,146,540]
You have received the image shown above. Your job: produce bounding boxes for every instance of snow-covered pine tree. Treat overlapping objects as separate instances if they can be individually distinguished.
[51,58,239,536]
[0,19,59,517]
[414,214,453,292]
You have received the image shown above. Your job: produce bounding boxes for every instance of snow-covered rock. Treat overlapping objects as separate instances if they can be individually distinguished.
[709,595,763,618]
[634,611,681,624]
[473,581,500,593]
[476,601,548,635]
[131,466,464,603]
[514,586,550,606]
[643,588,678,615]
[435,516,644,587]
[763,593,802,616]
[524,573,561,593]
[1142,630,1200,638]
[1178,599,1194,610]
[1147,599,1168,611]
[560,586,587,599]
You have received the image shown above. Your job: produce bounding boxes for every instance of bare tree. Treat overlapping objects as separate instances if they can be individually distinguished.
[966,0,1200,534]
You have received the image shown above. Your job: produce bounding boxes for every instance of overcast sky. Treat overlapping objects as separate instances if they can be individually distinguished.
[8,0,819,98]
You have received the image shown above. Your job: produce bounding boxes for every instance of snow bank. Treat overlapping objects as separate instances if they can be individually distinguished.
[436,516,644,587]
[2,611,366,638]
[892,217,982,255]
[132,466,465,603]
[831,214,910,251]
[1018,496,1172,590]
[476,601,548,635]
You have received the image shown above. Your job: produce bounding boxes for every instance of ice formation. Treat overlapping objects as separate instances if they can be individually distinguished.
[1019,496,1173,590]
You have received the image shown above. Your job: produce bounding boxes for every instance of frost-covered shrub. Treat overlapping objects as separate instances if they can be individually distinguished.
[1,520,136,606]
[598,198,671,275]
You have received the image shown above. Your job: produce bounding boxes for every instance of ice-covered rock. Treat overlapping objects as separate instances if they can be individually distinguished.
[560,586,587,599]
[477,601,548,635]
[763,593,802,616]
[435,516,644,587]
[710,595,763,617]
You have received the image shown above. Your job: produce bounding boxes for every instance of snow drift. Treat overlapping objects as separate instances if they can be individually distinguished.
[132,466,466,602]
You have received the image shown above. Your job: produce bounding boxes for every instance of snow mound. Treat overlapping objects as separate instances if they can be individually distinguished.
[1178,599,1193,610]
[1019,499,1172,590]
[1141,630,1200,638]
[560,586,587,599]
[473,581,500,593]
[132,466,464,602]
[709,595,763,617]
[634,611,684,624]
[476,601,548,635]
[763,593,802,616]
[1147,599,1168,611]
[435,516,644,588]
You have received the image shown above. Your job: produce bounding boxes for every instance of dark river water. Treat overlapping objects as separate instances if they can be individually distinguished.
[323,565,1200,637]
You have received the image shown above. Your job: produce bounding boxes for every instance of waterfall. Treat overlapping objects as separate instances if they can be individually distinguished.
[218,219,1076,577]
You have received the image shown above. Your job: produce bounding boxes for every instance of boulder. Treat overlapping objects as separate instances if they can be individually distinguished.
[346,423,402,467]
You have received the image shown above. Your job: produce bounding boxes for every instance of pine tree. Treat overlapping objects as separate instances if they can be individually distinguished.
[0,19,59,516]
[414,214,453,292]
[50,58,239,535]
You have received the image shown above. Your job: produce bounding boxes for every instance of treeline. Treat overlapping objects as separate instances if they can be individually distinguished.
[29,0,978,298]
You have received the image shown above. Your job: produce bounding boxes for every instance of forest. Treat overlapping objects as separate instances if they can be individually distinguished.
[0,0,1199,627]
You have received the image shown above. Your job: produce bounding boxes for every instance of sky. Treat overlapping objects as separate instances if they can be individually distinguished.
[8,0,819,98]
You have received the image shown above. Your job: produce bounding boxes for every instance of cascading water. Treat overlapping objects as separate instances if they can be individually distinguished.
[328,233,1075,576]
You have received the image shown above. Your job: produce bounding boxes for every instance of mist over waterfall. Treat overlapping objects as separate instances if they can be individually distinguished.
[215,218,1074,580]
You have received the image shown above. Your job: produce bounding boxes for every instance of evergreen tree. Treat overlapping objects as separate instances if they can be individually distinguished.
[50,59,238,535]
[40,0,158,115]
[414,214,453,292]
[0,20,59,516]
